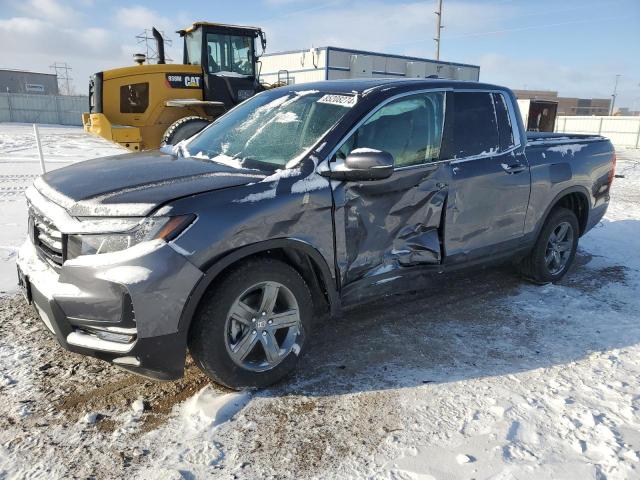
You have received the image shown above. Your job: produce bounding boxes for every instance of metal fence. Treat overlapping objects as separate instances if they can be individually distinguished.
[556,116,640,149]
[0,93,88,126]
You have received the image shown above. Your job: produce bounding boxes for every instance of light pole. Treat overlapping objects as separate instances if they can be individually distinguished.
[609,74,621,115]
[434,0,444,60]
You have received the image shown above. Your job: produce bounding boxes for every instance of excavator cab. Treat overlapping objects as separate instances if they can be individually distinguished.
[180,22,267,111]
[82,21,268,151]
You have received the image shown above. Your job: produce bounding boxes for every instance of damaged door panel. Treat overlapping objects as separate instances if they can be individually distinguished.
[328,91,449,298]
[334,168,448,282]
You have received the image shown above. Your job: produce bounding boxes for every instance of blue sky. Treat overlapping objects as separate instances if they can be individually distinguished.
[1,0,639,109]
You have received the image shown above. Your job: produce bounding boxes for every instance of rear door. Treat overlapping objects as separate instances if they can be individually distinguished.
[328,91,451,299]
[443,91,531,264]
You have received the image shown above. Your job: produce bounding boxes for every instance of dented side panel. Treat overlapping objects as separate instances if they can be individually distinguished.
[331,164,449,288]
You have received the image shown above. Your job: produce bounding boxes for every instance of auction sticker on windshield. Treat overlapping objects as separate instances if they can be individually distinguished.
[317,94,357,107]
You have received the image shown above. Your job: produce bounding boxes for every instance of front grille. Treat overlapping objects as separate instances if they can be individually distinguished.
[30,207,64,268]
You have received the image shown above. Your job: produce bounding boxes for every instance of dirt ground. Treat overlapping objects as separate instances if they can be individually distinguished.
[1,252,637,479]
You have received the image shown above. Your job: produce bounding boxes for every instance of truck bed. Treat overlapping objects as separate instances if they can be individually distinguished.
[526,131,605,146]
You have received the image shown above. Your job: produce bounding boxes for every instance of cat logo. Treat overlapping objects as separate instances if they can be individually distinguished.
[184,76,200,88]
[165,73,203,89]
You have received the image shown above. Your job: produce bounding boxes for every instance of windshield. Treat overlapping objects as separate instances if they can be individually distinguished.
[206,33,254,76]
[185,89,356,171]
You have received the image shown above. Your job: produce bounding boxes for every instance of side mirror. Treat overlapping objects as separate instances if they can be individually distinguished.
[322,149,394,181]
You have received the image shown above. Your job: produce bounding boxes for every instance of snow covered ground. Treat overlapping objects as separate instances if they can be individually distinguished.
[0,123,126,294]
[0,123,639,479]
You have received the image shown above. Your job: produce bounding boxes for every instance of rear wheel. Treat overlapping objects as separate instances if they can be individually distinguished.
[161,116,210,146]
[189,258,312,389]
[520,207,579,284]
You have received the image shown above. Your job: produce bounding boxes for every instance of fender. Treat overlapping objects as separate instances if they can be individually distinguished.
[176,238,340,336]
[530,185,591,241]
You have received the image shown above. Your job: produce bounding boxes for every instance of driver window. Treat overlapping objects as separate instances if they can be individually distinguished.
[206,33,254,76]
[231,37,252,75]
[337,92,445,167]
[206,34,225,73]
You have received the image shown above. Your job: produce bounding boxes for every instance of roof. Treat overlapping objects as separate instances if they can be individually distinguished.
[261,46,480,70]
[178,22,262,35]
[0,69,57,77]
[282,78,505,95]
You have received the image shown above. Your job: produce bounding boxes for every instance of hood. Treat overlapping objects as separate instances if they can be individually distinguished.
[36,150,265,216]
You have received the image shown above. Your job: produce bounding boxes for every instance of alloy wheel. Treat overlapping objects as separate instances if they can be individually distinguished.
[224,281,301,372]
[544,221,574,275]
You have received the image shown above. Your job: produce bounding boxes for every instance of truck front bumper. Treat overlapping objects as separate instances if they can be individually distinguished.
[16,238,203,380]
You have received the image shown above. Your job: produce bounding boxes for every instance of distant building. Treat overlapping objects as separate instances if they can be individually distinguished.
[259,46,480,85]
[615,107,640,116]
[0,69,59,95]
[512,89,611,116]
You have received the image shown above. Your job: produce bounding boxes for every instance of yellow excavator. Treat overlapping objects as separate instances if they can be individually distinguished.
[82,22,268,151]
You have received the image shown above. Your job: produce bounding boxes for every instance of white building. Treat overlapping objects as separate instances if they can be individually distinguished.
[258,46,480,85]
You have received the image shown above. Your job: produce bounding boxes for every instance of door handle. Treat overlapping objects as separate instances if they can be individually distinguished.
[501,162,526,174]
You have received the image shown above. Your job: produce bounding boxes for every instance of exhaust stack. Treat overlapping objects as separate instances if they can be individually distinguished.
[152,27,166,65]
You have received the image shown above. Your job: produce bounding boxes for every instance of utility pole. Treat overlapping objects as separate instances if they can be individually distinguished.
[434,0,444,60]
[609,74,621,115]
[50,62,73,95]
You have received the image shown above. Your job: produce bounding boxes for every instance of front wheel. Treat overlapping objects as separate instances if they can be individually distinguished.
[161,116,210,146]
[520,207,579,284]
[189,258,313,389]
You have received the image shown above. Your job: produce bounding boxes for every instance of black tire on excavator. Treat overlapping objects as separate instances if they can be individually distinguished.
[161,116,210,146]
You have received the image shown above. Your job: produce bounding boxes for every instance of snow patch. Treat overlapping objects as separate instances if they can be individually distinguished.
[96,266,152,285]
[351,147,383,154]
[193,151,244,169]
[17,240,82,298]
[235,189,277,204]
[291,173,328,194]
[274,111,299,123]
[547,143,588,156]
[182,386,251,427]
[294,89,320,96]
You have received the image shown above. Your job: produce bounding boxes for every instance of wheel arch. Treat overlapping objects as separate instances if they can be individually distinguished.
[536,186,590,239]
[177,239,339,336]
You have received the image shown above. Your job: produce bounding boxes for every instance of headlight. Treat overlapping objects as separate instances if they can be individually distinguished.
[66,215,195,260]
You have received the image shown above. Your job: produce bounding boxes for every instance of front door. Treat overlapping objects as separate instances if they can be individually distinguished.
[203,30,260,109]
[443,91,531,264]
[328,91,450,302]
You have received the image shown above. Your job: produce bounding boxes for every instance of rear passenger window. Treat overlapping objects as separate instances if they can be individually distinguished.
[450,92,499,158]
[493,93,515,151]
[337,92,445,167]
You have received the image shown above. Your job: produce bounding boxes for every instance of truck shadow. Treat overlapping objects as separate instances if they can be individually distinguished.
[279,230,639,397]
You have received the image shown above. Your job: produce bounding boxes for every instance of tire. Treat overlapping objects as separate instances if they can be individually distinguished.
[520,207,579,284]
[188,258,313,390]
[161,116,210,146]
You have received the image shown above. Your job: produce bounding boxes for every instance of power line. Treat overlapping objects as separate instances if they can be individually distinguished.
[135,29,173,63]
[610,74,621,115]
[49,62,72,95]
[443,15,625,40]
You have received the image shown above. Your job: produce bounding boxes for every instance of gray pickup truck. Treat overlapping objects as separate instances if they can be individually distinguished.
[17,79,616,388]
